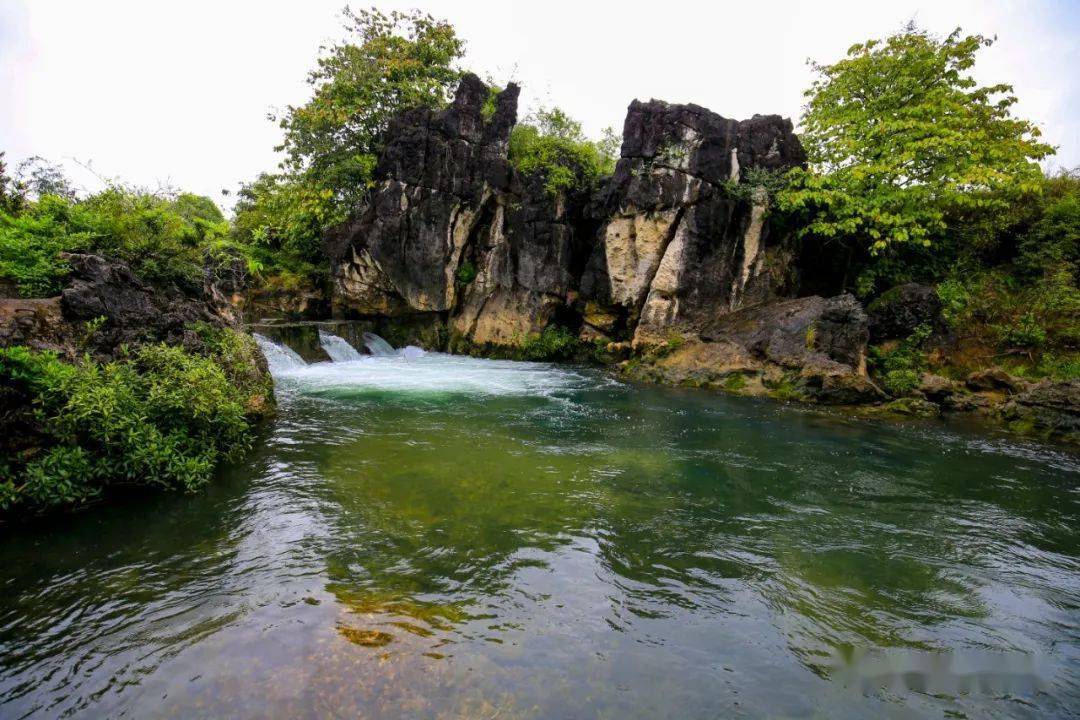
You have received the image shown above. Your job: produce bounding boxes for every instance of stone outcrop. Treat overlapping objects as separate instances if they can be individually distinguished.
[324,76,876,408]
[329,75,522,319]
[329,75,818,354]
[623,294,883,405]
[866,283,944,343]
[1002,380,1080,443]
[0,253,268,373]
[581,100,805,346]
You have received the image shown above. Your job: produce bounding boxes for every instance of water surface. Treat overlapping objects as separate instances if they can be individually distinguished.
[2,351,1078,718]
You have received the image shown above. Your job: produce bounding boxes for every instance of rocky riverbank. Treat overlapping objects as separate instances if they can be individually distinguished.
[308,74,1077,445]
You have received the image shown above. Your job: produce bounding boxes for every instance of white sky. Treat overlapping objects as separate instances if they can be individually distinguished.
[2,0,1077,211]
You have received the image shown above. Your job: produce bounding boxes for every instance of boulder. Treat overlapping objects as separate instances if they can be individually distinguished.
[867,283,943,343]
[965,368,1029,394]
[60,253,225,360]
[918,373,962,402]
[1002,380,1080,441]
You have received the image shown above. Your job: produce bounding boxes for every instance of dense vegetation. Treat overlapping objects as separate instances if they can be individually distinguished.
[777,24,1078,382]
[508,107,618,196]
[230,8,466,281]
[0,326,271,514]
[0,184,232,297]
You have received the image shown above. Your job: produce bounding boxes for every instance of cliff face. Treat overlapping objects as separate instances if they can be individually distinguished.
[581,99,805,346]
[327,74,875,400]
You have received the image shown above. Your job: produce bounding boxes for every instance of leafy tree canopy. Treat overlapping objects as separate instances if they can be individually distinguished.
[509,107,618,196]
[232,8,465,275]
[779,24,1055,254]
[274,7,465,202]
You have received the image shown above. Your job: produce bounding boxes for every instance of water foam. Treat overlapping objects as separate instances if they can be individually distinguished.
[253,333,307,372]
[319,330,364,362]
[268,351,590,397]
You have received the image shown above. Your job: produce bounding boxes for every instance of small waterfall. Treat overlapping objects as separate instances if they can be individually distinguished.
[319,330,363,362]
[362,332,396,357]
[253,333,307,373]
[402,345,425,361]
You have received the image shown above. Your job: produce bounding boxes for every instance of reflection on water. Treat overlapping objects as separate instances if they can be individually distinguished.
[1,353,1078,719]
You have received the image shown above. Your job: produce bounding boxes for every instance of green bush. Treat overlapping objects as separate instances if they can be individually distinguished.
[0,188,231,297]
[0,329,268,515]
[508,108,616,196]
[455,260,477,285]
[521,325,581,361]
[869,324,931,396]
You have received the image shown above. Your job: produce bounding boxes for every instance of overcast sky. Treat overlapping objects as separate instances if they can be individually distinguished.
[2,0,1077,211]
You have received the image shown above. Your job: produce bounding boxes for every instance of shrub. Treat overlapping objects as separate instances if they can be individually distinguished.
[869,324,931,396]
[0,329,268,515]
[509,108,616,196]
[521,325,581,361]
[456,260,477,285]
[0,187,231,297]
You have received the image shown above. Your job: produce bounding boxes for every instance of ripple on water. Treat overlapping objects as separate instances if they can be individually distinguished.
[1,353,1078,719]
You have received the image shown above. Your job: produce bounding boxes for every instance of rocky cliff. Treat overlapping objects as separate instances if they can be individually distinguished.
[322,75,1075,441]
[326,75,873,397]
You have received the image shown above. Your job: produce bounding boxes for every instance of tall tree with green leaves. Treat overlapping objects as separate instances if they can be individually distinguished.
[233,8,465,273]
[779,25,1055,261]
[274,7,464,202]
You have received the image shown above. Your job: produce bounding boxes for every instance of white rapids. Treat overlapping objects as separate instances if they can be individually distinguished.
[254,333,591,397]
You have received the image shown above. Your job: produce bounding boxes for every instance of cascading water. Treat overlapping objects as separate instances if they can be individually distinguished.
[253,333,307,373]
[362,332,396,357]
[318,330,364,362]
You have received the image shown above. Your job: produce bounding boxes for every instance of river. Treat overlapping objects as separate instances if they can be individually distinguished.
[1,343,1078,718]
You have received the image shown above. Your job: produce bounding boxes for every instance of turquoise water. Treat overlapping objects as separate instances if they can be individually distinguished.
[1,352,1078,718]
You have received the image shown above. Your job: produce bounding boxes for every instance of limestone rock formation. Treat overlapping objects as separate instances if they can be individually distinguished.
[581,100,805,346]
[327,75,883,404]
[329,74,521,319]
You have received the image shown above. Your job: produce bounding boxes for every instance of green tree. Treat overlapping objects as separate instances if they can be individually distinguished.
[0,152,26,216]
[233,8,465,275]
[780,25,1054,258]
[508,107,617,196]
[274,7,464,203]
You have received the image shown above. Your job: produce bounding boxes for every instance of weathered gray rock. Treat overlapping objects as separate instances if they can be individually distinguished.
[867,283,943,343]
[329,74,521,318]
[966,368,1029,394]
[1002,379,1080,441]
[60,253,225,360]
[621,294,883,405]
[580,99,805,346]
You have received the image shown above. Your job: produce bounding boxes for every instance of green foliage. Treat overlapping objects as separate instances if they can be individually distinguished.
[779,25,1053,256]
[0,184,231,297]
[455,260,477,285]
[520,325,581,361]
[936,279,970,328]
[1016,170,1080,281]
[274,7,464,204]
[231,172,341,276]
[869,324,932,396]
[724,373,748,392]
[233,8,465,278]
[0,328,267,515]
[509,107,617,196]
[0,151,27,215]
